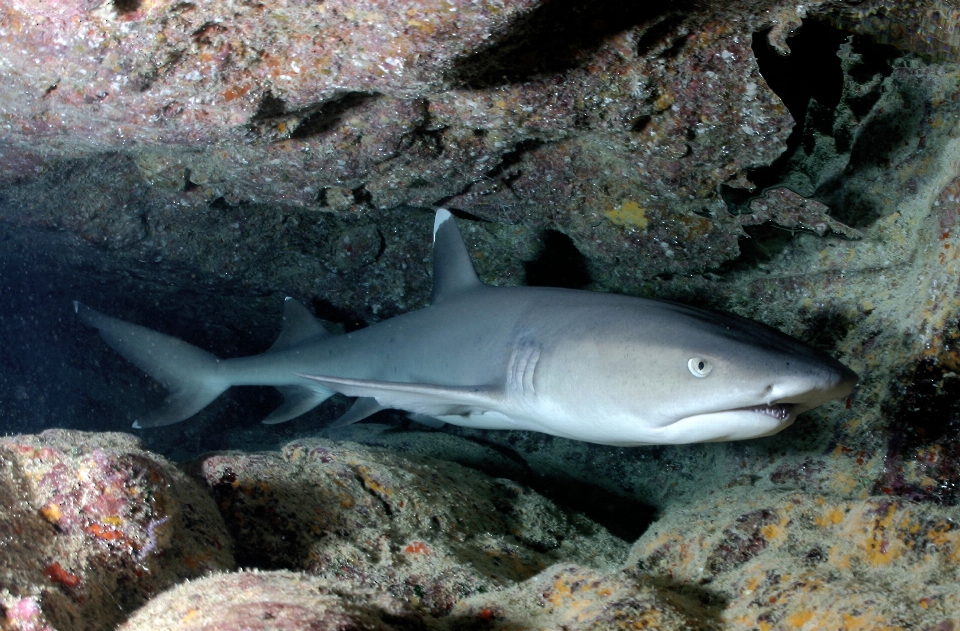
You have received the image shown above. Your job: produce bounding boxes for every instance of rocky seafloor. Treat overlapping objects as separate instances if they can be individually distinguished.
[3,0,960,628]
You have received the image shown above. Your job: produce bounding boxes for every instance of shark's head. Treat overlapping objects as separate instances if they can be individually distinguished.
[533,299,858,446]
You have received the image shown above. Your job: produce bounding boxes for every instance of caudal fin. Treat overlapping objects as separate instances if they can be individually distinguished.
[75,302,229,428]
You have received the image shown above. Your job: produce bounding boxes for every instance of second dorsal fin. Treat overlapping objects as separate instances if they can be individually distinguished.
[268,297,331,353]
[431,209,482,304]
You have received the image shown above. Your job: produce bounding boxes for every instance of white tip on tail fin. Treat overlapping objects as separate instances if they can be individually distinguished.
[75,302,229,428]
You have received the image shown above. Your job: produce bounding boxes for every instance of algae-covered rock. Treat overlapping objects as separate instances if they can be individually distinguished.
[629,488,960,629]
[450,564,720,631]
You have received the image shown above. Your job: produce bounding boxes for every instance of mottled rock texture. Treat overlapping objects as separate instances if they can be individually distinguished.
[3,0,960,629]
[118,570,427,631]
[0,0,899,305]
[0,430,234,631]
[196,438,627,616]
[450,564,720,631]
[630,489,960,629]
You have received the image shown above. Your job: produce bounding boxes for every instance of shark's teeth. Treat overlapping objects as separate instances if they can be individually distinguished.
[728,404,794,421]
[750,404,793,421]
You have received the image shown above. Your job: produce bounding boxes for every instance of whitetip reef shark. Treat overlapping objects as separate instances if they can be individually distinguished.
[75,209,857,446]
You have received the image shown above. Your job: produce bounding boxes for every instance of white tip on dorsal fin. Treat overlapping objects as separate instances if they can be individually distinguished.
[431,208,482,304]
[267,297,332,353]
[434,208,452,241]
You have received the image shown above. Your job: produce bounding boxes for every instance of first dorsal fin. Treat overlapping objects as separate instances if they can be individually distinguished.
[268,297,331,353]
[431,209,482,304]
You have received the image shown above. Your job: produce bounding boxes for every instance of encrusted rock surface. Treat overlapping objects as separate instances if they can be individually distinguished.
[0,430,234,631]
[0,0,900,303]
[118,570,427,631]
[4,0,960,629]
[630,488,960,629]
[450,564,719,631]
[196,438,628,616]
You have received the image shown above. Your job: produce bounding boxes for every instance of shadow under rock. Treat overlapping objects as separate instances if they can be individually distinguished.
[462,434,656,542]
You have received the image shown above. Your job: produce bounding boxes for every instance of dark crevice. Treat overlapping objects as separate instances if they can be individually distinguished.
[374,229,387,262]
[351,184,374,207]
[291,92,376,139]
[191,22,227,46]
[719,223,797,273]
[183,169,200,193]
[524,230,591,289]
[486,139,544,179]
[397,100,447,160]
[747,20,848,192]
[112,0,141,14]
[635,15,687,57]
[445,207,485,222]
[309,298,368,333]
[630,115,652,133]
[208,196,238,211]
[447,434,655,541]
[250,91,287,122]
[451,0,691,88]
[247,91,377,140]
[316,187,329,207]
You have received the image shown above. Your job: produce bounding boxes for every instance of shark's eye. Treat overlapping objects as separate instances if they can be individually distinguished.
[688,357,713,378]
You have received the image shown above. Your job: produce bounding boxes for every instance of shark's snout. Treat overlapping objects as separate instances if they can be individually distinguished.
[765,364,858,410]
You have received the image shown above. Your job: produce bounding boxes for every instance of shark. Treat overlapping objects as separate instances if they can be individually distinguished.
[75,209,857,446]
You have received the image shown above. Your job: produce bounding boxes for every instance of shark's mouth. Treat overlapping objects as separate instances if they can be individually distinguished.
[733,404,795,421]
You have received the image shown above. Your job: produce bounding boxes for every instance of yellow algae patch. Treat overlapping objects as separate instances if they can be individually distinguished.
[853,502,906,567]
[39,503,61,523]
[351,464,391,497]
[760,513,790,542]
[654,90,676,110]
[546,573,592,612]
[815,506,846,527]
[181,609,199,624]
[786,610,814,628]
[605,201,648,229]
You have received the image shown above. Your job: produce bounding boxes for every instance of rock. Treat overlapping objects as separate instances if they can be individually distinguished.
[450,564,719,631]
[629,488,960,628]
[4,1,960,629]
[118,570,426,631]
[0,0,864,303]
[0,429,234,631]
[195,438,628,616]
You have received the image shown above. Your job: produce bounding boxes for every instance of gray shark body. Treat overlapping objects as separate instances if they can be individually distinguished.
[76,209,857,446]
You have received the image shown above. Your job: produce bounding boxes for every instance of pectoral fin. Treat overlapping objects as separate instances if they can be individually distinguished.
[296,374,503,417]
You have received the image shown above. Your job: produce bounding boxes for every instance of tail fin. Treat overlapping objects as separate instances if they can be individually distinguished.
[75,302,229,428]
